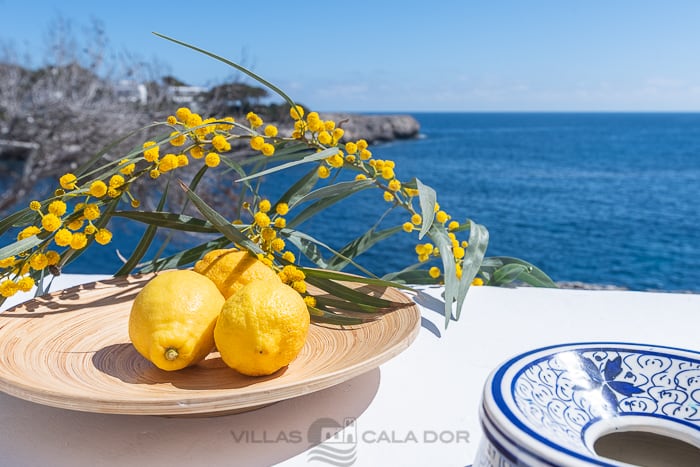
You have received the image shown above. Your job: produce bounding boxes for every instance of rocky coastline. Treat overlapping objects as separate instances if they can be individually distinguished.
[0,113,420,162]
[319,113,421,143]
[0,112,420,213]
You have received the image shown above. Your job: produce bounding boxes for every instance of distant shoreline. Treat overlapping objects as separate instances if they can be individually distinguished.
[555,281,698,294]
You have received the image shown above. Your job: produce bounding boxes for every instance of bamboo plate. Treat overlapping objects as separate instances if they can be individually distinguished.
[0,274,420,417]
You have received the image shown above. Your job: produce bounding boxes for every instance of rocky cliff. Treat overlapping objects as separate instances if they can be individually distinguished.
[0,112,420,212]
[320,113,420,143]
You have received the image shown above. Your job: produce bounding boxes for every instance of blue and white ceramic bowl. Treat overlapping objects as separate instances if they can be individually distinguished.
[475,342,700,466]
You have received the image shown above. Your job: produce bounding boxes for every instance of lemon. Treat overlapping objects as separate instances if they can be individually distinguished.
[193,248,280,299]
[214,280,310,376]
[128,270,225,371]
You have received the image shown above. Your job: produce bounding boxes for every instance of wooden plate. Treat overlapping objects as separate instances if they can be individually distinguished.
[0,275,420,416]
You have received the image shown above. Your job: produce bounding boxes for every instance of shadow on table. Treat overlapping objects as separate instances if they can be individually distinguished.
[0,367,381,466]
[0,275,149,317]
[412,287,452,338]
[92,343,286,390]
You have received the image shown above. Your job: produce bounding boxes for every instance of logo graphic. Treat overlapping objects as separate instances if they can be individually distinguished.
[307,417,358,466]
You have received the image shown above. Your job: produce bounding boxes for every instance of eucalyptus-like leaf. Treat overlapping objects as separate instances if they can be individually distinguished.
[291,179,374,208]
[314,295,392,314]
[381,262,423,282]
[0,207,35,235]
[188,165,209,192]
[287,180,375,229]
[112,211,217,233]
[219,155,253,192]
[381,268,437,285]
[416,178,437,240]
[138,236,231,273]
[115,185,169,276]
[304,274,403,310]
[179,180,262,255]
[492,264,529,284]
[76,127,177,184]
[429,225,458,327]
[517,269,557,288]
[327,225,403,271]
[0,234,44,259]
[283,230,329,269]
[480,257,505,269]
[266,141,311,158]
[282,229,377,277]
[302,267,413,291]
[483,256,557,287]
[275,166,319,207]
[235,148,316,171]
[75,121,163,178]
[454,220,489,320]
[235,147,338,182]
[153,32,298,110]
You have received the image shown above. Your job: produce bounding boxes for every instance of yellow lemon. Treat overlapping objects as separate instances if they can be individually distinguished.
[193,248,280,299]
[128,270,225,371]
[214,280,310,376]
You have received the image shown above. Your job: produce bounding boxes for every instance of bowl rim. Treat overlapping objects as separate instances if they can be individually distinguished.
[480,341,700,466]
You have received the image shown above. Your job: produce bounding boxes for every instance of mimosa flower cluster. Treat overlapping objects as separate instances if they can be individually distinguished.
[0,103,478,302]
[0,36,554,326]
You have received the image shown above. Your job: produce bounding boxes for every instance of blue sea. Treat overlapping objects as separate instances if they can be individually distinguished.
[388,112,700,292]
[7,113,700,293]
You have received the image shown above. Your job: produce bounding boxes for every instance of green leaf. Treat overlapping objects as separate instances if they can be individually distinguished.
[153,32,298,110]
[454,220,489,320]
[138,236,231,273]
[114,185,169,276]
[416,178,437,240]
[492,264,529,284]
[302,267,413,291]
[111,211,217,233]
[282,229,377,277]
[75,121,163,178]
[0,207,36,236]
[282,230,329,269]
[482,256,557,287]
[0,234,44,259]
[188,165,209,192]
[429,225,458,327]
[290,179,374,208]
[304,274,401,309]
[287,180,374,229]
[218,156,253,190]
[327,224,403,271]
[314,295,392,314]
[275,166,319,207]
[235,147,317,172]
[262,140,304,156]
[381,262,423,283]
[235,147,337,183]
[381,268,438,285]
[180,181,262,255]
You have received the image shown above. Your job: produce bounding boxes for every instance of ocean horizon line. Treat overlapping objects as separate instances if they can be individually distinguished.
[343,110,700,115]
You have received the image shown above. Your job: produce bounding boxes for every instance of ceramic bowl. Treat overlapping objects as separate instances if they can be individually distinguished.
[475,342,700,466]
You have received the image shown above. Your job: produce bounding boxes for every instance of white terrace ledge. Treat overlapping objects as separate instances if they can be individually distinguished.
[1,274,698,466]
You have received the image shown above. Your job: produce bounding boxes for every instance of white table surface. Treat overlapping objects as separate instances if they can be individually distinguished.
[1,274,699,467]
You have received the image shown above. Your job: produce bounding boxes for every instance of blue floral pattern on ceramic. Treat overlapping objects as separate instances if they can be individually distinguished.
[476,343,700,466]
[512,347,700,452]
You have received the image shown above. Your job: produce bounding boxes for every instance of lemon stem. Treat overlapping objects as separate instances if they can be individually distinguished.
[164,348,179,361]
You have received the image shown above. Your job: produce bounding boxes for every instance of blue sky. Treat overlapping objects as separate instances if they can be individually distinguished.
[2,1,700,112]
